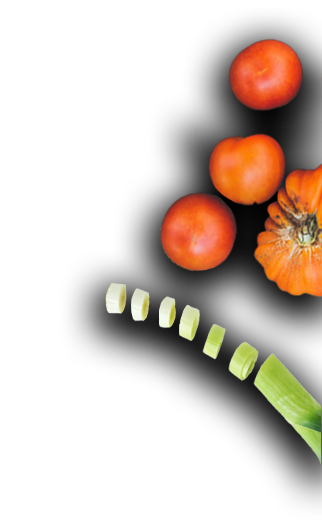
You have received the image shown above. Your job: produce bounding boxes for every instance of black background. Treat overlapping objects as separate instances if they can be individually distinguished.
[109,34,322,466]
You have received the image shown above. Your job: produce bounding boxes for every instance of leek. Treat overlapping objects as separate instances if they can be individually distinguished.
[179,305,200,341]
[106,283,126,313]
[203,324,225,359]
[229,342,258,380]
[159,297,176,328]
[254,355,321,462]
[131,288,150,321]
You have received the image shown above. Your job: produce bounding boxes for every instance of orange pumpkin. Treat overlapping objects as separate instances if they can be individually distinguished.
[255,165,322,296]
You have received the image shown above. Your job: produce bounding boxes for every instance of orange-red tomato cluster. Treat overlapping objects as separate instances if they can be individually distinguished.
[160,39,321,295]
[161,194,236,271]
[209,134,285,205]
[229,40,302,111]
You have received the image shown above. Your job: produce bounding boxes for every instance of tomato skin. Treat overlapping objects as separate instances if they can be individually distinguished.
[229,39,302,110]
[209,134,285,205]
[160,193,236,271]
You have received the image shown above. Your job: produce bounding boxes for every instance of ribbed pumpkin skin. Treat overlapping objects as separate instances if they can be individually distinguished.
[255,165,322,296]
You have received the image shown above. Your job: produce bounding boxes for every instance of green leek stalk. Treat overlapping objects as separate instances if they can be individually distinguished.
[254,355,321,463]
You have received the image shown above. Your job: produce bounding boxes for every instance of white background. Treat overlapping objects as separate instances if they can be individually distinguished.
[0,0,107,528]
[112,378,240,466]
[0,0,107,244]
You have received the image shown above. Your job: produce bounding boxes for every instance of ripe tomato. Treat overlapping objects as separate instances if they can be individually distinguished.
[209,134,285,205]
[160,193,236,271]
[229,39,302,110]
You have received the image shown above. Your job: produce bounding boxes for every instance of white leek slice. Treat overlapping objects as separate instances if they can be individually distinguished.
[229,342,258,380]
[106,283,126,313]
[179,305,200,341]
[131,288,150,321]
[254,354,321,463]
[159,297,176,328]
[203,324,225,359]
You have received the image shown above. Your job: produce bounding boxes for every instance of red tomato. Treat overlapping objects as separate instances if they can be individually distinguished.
[229,39,302,110]
[160,193,236,270]
[209,134,285,205]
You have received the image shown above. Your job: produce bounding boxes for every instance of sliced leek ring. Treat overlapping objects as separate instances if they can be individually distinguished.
[229,342,258,380]
[179,305,200,341]
[106,283,126,313]
[159,297,176,328]
[131,288,150,321]
[203,324,225,359]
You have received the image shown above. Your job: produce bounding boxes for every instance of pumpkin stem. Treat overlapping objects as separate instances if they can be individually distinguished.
[317,229,322,245]
[297,215,318,246]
